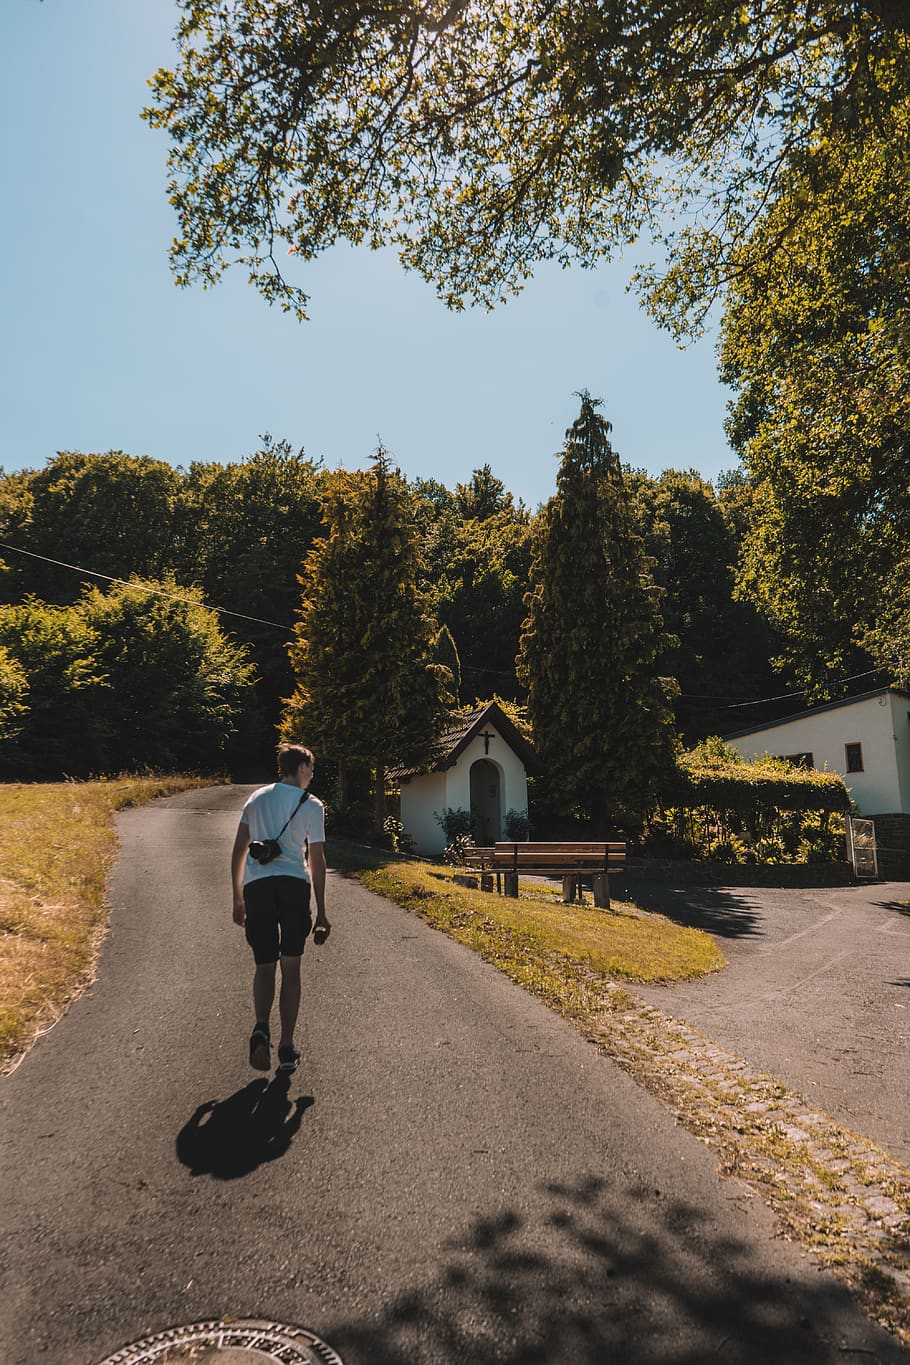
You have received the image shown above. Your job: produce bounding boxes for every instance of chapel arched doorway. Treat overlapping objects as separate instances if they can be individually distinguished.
[470,758,502,844]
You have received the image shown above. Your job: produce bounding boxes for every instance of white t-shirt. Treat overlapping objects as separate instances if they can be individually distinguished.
[240,782,326,886]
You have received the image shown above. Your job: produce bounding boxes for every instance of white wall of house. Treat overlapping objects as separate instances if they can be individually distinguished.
[727,691,910,814]
[398,722,531,855]
[399,771,448,855]
[892,691,910,813]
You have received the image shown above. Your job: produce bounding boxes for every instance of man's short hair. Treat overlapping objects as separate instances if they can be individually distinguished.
[277,743,315,777]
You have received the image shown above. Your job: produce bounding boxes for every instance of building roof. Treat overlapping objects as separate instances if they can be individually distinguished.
[724,686,910,742]
[391,701,543,781]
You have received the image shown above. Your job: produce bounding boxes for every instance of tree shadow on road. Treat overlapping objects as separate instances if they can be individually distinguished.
[874,899,910,917]
[621,883,765,940]
[325,1173,904,1365]
[175,1075,313,1179]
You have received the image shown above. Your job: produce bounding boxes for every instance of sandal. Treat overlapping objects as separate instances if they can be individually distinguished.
[249,1025,271,1071]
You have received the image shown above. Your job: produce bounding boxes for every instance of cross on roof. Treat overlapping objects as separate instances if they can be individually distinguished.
[478,729,496,754]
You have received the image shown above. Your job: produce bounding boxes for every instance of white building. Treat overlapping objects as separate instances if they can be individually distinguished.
[394,701,542,856]
[724,686,910,816]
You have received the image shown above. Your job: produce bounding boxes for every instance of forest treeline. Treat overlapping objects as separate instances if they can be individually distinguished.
[0,423,889,800]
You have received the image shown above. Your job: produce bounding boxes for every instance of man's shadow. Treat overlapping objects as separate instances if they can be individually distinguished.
[176,1074,314,1179]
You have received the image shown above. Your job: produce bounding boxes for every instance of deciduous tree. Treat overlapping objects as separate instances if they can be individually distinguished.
[145,2,910,334]
[432,511,532,704]
[0,453,184,603]
[80,578,255,773]
[0,645,27,750]
[177,438,327,767]
[0,598,109,778]
[628,468,782,739]
[0,582,254,778]
[719,115,909,695]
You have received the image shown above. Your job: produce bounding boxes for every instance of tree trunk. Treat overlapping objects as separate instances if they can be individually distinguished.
[336,755,349,810]
[373,762,387,834]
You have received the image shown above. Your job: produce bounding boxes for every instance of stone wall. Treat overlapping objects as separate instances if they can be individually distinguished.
[619,859,855,888]
[870,814,910,880]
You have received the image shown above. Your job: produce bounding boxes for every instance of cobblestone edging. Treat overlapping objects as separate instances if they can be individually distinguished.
[584,982,910,1343]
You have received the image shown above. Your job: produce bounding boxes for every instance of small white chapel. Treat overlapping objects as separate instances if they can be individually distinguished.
[394,701,542,855]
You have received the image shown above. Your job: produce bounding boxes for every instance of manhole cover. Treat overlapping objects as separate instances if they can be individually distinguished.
[95,1319,345,1365]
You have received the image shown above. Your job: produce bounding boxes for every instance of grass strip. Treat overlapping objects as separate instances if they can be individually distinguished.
[331,844,910,1346]
[358,857,724,984]
[0,776,216,1071]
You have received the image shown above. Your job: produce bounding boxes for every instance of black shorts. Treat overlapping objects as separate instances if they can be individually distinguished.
[243,876,312,964]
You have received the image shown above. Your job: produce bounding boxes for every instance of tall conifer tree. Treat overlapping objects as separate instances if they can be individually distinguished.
[285,451,446,828]
[517,394,678,829]
[431,624,461,706]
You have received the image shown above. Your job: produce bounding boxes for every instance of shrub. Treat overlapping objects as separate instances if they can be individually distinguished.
[381,815,415,854]
[503,807,530,840]
[643,738,851,865]
[434,806,473,839]
[443,831,476,866]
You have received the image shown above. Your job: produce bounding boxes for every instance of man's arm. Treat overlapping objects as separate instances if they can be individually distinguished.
[231,821,250,925]
[308,840,330,941]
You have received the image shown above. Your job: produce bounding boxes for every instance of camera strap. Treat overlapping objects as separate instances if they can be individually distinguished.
[271,789,310,845]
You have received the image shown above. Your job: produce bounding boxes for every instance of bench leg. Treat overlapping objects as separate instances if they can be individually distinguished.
[480,872,494,893]
[562,875,578,904]
[504,871,519,898]
[592,873,610,909]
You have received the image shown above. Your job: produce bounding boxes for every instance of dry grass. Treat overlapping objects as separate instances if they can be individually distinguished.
[0,776,217,1071]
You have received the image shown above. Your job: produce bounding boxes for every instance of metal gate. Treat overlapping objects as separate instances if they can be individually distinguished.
[846,816,878,878]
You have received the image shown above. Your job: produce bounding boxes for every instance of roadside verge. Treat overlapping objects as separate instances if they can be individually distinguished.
[0,776,218,1072]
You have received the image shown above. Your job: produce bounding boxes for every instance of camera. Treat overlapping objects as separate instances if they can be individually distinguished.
[248,838,282,864]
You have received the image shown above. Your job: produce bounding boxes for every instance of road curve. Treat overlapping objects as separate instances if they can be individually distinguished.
[0,786,904,1365]
[629,880,910,1166]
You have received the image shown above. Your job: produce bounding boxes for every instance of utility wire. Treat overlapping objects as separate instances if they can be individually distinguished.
[678,668,883,709]
[0,540,295,635]
[0,540,889,707]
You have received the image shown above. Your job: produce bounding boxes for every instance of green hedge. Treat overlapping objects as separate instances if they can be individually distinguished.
[642,740,851,864]
[670,751,851,817]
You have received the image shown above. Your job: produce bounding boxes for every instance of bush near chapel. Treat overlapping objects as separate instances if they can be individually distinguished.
[642,738,851,864]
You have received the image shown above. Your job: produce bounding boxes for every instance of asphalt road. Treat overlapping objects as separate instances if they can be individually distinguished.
[627,879,910,1166]
[0,786,905,1365]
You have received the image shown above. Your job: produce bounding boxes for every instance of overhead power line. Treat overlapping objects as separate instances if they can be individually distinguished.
[0,540,889,708]
[679,668,883,708]
[0,540,295,635]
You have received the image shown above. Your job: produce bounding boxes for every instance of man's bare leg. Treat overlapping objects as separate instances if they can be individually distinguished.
[253,961,277,1027]
[278,954,302,1048]
[248,962,277,1070]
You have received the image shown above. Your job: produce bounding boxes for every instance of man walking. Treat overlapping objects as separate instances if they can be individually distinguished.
[231,743,330,1074]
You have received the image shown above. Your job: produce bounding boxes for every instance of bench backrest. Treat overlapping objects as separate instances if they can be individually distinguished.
[459,840,626,872]
[462,846,495,863]
[494,842,625,854]
[491,840,626,869]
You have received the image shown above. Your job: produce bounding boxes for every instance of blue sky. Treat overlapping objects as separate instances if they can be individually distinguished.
[2,0,737,511]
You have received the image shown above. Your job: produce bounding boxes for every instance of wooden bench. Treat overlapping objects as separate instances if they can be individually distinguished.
[461,846,498,891]
[461,841,626,908]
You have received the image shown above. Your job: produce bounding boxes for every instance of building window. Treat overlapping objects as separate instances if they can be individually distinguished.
[785,752,814,769]
[845,742,864,773]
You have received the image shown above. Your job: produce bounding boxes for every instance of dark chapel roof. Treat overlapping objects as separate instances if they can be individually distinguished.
[392,701,543,781]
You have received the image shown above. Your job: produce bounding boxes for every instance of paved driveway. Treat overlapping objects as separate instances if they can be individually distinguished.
[627,879,910,1166]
